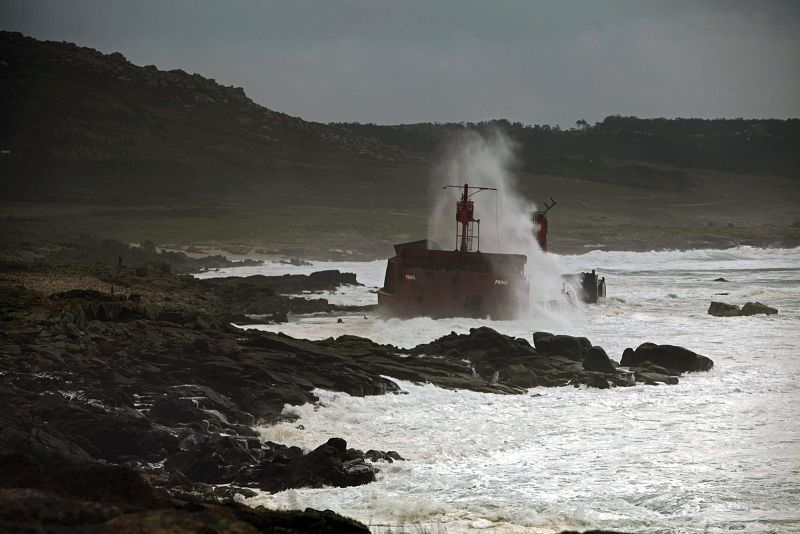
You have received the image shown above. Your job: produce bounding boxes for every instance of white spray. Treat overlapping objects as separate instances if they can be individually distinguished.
[427,128,581,323]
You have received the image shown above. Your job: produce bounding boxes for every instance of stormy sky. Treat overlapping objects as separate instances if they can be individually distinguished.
[2,0,798,126]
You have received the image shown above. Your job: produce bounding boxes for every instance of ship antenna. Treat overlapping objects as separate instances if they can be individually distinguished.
[495,192,501,251]
[443,183,497,252]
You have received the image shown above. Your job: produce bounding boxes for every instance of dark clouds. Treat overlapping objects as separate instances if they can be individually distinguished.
[2,0,798,125]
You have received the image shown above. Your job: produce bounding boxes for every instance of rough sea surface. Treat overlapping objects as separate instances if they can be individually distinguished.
[199,247,800,533]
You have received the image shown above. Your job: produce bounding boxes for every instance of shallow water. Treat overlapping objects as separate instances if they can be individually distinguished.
[201,247,800,532]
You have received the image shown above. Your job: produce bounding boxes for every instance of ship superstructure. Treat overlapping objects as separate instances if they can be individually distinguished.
[377,184,530,319]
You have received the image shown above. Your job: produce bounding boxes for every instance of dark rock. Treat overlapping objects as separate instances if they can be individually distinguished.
[622,343,714,374]
[740,302,778,316]
[630,361,680,377]
[0,453,155,507]
[709,301,778,317]
[104,506,371,533]
[165,449,238,484]
[713,277,730,282]
[533,333,583,359]
[634,372,679,385]
[621,347,635,363]
[210,484,258,500]
[257,438,376,493]
[583,373,611,389]
[582,346,617,373]
[0,454,369,532]
[532,331,553,346]
[499,363,538,388]
[708,301,740,317]
[309,269,360,287]
[149,398,205,425]
[364,449,405,463]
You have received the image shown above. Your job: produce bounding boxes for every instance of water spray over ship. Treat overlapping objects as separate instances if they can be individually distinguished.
[378,130,605,319]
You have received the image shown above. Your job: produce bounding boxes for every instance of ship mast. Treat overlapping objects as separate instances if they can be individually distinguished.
[443,183,496,252]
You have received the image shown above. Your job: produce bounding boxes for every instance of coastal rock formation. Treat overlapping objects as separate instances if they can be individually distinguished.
[0,281,398,495]
[356,327,708,391]
[252,438,376,493]
[708,301,778,317]
[740,301,778,316]
[0,265,716,527]
[708,301,741,316]
[0,454,370,533]
[620,343,714,374]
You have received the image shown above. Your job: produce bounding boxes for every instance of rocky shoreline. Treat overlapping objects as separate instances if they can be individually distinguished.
[0,256,713,532]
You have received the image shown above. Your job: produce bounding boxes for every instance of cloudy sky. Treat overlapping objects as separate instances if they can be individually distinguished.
[2,0,798,126]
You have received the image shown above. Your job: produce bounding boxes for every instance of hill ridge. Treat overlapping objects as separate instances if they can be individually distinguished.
[0,31,419,204]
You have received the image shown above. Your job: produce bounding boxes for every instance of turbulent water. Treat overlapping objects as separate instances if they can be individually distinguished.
[197,247,800,533]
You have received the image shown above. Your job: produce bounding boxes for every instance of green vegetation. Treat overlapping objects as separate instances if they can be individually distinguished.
[334,116,800,189]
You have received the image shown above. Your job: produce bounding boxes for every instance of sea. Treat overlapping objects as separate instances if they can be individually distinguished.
[195,246,800,533]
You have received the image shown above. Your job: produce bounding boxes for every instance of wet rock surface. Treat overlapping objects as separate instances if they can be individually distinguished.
[708,300,778,317]
[708,301,742,317]
[620,343,714,374]
[0,453,370,533]
[739,301,779,316]
[321,326,712,393]
[2,261,371,327]
[1,261,714,530]
[0,281,397,493]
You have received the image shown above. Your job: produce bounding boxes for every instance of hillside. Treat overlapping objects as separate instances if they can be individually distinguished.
[336,116,800,189]
[1,31,798,256]
[0,31,424,207]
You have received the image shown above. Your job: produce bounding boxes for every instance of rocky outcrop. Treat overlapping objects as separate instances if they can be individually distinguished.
[0,30,415,207]
[620,343,714,374]
[582,346,618,373]
[0,282,399,496]
[740,302,778,316]
[708,301,741,316]
[0,273,716,512]
[252,438,376,493]
[708,301,778,317]
[355,327,705,391]
[15,261,371,326]
[0,454,371,533]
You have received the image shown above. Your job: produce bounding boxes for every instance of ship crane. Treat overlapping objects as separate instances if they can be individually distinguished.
[443,183,496,252]
[533,197,556,251]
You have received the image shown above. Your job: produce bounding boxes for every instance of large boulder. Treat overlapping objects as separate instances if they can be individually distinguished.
[582,346,617,373]
[257,438,376,493]
[0,454,371,533]
[499,363,538,388]
[740,302,778,316]
[621,343,714,374]
[532,333,584,360]
[708,301,778,317]
[582,372,611,389]
[708,301,740,317]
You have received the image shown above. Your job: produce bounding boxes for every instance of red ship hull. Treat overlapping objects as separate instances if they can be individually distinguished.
[377,240,528,320]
